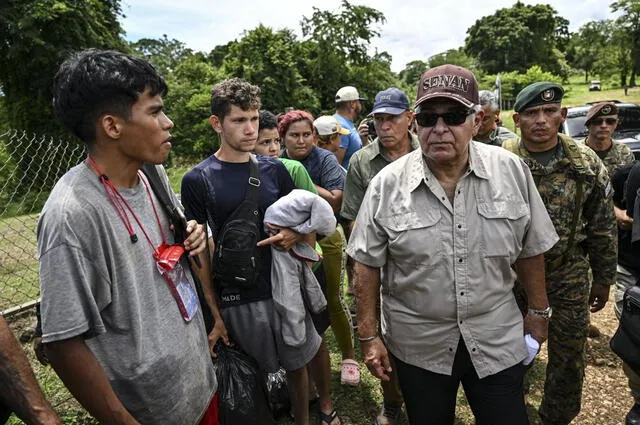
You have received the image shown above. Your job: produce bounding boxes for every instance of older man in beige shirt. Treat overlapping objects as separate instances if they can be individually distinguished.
[348,65,558,425]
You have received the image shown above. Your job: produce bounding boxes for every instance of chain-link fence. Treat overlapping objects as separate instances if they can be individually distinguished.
[0,129,85,315]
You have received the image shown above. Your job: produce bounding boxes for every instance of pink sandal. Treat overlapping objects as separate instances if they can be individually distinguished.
[340,359,361,386]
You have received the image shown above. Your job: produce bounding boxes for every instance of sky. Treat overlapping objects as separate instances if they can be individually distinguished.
[120,0,619,73]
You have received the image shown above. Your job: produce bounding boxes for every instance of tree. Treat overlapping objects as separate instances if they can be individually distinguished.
[130,35,193,77]
[612,0,640,86]
[399,60,428,89]
[464,2,569,77]
[0,0,125,190]
[0,0,125,135]
[164,55,224,159]
[222,25,319,114]
[567,21,612,83]
[428,49,476,70]
[299,0,394,111]
[593,24,633,87]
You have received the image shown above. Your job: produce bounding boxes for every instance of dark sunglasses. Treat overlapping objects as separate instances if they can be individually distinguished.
[590,117,617,126]
[415,109,474,127]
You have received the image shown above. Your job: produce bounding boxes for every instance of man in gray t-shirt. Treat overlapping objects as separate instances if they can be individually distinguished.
[39,50,219,425]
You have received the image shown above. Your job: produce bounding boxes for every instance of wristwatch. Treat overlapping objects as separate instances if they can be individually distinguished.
[528,306,552,319]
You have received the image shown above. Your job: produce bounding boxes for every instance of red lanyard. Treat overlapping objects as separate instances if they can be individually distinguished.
[87,155,167,255]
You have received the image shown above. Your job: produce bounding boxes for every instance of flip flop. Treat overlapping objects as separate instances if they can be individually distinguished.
[319,409,340,425]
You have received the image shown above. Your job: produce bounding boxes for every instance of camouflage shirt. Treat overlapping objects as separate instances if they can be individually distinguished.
[581,138,634,178]
[504,134,617,286]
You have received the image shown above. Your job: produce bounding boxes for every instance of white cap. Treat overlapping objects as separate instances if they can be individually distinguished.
[313,116,350,136]
[335,86,367,103]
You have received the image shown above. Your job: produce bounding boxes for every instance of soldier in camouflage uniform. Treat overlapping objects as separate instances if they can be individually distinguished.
[586,101,640,425]
[503,82,617,425]
[583,102,635,336]
[583,102,634,178]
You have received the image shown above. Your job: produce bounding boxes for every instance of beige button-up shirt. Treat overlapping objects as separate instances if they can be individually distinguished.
[347,141,558,378]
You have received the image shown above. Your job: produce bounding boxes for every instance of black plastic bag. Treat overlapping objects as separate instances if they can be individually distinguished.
[266,368,290,418]
[214,343,275,425]
[611,285,640,374]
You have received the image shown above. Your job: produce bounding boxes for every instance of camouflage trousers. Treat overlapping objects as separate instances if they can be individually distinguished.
[515,260,590,425]
[616,264,640,401]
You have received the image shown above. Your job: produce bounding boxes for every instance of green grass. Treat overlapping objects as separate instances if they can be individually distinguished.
[0,214,40,311]
[166,164,193,194]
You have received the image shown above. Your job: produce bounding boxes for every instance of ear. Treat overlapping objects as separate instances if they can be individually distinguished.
[513,113,520,128]
[100,115,124,140]
[210,115,223,134]
[560,107,568,122]
[472,110,484,130]
[406,111,415,123]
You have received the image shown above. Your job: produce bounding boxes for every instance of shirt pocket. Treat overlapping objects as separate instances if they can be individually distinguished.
[378,210,443,284]
[476,201,529,259]
[381,208,444,302]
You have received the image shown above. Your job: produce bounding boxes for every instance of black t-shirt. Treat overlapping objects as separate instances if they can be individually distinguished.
[613,161,640,276]
[181,155,295,306]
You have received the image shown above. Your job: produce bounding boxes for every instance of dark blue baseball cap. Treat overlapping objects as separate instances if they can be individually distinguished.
[368,88,410,116]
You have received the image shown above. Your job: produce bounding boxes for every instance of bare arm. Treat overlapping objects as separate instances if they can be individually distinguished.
[0,316,60,425]
[45,337,140,425]
[189,239,229,357]
[355,262,391,381]
[334,148,347,166]
[515,254,549,344]
[315,186,343,213]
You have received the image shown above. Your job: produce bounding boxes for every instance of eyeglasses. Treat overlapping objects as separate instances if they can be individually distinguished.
[258,137,281,146]
[415,109,474,127]
[590,117,618,126]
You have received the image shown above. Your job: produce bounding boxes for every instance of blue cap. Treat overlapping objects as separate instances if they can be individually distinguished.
[368,88,410,116]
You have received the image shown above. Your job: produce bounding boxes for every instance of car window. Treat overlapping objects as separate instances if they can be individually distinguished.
[564,112,588,138]
[617,108,640,137]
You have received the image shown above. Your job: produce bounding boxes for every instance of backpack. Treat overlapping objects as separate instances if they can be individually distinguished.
[208,154,262,290]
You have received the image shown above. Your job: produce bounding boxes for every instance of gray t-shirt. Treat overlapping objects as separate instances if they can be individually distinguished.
[38,163,216,425]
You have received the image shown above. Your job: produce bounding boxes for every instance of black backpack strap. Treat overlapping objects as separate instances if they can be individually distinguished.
[140,164,200,270]
[227,154,261,222]
[140,164,188,244]
[246,153,261,208]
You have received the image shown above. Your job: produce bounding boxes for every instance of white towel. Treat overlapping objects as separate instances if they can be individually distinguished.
[523,334,540,366]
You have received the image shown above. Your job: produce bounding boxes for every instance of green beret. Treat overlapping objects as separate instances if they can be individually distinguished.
[514,82,564,112]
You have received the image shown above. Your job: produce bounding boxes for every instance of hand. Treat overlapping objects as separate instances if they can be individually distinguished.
[357,119,370,141]
[183,220,206,257]
[361,337,392,381]
[33,336,49,366]
[589,283,610,313]
[208,320,230,358]
[523,313,548,345]
[615,205,633,230]
[257,224,304,251]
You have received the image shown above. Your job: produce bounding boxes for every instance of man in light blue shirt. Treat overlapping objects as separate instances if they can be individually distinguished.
[333,86,366,169]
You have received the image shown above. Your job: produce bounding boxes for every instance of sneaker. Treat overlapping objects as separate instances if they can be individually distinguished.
[627,402,640,425]
[375,402,402,425]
